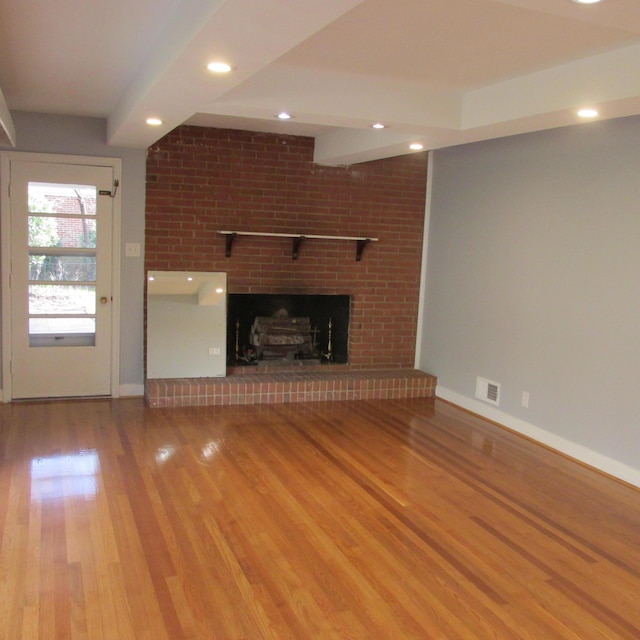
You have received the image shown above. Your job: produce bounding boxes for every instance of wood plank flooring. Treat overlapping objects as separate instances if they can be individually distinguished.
[1,397,639,639]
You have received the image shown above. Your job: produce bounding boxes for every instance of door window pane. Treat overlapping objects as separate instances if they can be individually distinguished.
[29,255,96,281]
[29,317,96,335]
[28,216,96,248]
[28,183,96,216]
[29,285,96,315]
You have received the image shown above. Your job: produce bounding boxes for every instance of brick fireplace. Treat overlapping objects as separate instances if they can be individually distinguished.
[144,125,435,406]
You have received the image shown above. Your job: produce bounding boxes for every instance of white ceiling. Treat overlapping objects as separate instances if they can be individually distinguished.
[2,0,640,164]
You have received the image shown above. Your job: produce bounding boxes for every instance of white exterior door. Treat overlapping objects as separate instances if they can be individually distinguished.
[5,158,116,399]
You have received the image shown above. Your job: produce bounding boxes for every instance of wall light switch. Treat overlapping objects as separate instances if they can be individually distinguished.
[209,347,221,355]
[125,242,141,257]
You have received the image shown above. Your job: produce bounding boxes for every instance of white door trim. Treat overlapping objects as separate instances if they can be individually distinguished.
[1,151,122,401]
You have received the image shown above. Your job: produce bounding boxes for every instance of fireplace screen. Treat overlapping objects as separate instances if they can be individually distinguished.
[228,294,350,365]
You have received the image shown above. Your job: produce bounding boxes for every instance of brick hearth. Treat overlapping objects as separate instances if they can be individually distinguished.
[145,368,436,408]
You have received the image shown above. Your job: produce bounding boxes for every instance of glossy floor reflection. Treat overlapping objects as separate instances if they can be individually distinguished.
[30,451,99,501]
[1,397,640,639]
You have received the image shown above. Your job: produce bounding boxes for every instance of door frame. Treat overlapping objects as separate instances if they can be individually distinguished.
[1,151,122,401]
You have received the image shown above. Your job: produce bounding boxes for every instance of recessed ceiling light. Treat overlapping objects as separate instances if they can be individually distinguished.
[371,123,386,129]
[573,0,601,4]
[207,61,232,73]
[146,117,163,126]
[409,143,424,151]
[577,108,599,118]
[276,112,293,120]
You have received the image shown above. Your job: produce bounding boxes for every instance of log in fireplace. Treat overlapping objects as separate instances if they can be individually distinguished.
[227,294,350,365]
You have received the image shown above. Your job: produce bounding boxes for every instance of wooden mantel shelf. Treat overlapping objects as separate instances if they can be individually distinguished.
[218,230,379,261]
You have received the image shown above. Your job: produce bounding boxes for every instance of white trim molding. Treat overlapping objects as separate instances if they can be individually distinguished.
[414,150,433,369]
[437,385,640,490]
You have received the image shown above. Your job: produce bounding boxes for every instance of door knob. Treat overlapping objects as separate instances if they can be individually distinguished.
[100,296,109,304]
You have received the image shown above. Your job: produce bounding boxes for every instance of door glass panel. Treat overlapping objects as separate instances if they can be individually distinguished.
[30,318,96,334]
[26,181,99,348]
[30,318,96,346]
[29,284,96,314]
[28,183,96,216]
[29,254,96,281]
[28,216,97,248]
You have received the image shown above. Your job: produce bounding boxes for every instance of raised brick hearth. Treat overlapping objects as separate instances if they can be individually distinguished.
[145,368,436,408]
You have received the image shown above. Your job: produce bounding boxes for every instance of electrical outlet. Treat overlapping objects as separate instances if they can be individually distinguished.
[521,391,530,408]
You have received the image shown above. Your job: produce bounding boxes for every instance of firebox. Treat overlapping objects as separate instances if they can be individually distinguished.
[227,294,350,365]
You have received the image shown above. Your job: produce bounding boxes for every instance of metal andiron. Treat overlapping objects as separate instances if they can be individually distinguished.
[322,317,333,362]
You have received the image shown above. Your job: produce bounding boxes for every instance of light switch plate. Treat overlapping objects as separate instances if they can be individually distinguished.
[125,242,141,257]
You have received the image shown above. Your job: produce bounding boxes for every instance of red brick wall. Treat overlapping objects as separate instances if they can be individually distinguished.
[145,126,427,369]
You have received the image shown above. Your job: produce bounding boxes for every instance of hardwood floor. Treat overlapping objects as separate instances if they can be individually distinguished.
[1,397,639,639]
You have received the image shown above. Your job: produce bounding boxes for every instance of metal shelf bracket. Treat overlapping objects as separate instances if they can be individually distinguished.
[218,230,378,261]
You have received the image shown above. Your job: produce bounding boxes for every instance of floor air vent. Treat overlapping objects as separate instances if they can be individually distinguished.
[475,376,500,406]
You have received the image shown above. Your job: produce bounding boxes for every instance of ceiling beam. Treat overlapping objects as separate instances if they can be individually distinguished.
[107,0,364,148]
[463,41,640,129]
[0,85,16,147]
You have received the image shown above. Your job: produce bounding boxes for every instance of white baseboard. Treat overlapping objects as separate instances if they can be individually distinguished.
[437,386,640,490]
[118,383,145,398]
[0,385,144,401]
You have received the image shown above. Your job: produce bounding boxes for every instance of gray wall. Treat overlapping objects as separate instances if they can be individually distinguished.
[420,115,640,482]
[0,112,146,392]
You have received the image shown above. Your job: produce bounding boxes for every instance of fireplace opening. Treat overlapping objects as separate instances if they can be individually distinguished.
[228,294,350,366]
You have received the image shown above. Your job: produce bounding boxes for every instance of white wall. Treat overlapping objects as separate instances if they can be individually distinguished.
[420,115,640,486]
[147,294,226,379]
[0,112,146,394]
